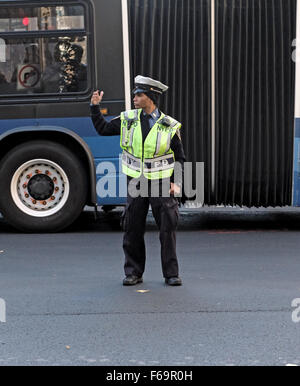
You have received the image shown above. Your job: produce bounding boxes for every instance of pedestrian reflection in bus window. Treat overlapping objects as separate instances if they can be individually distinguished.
[41,40,87,93]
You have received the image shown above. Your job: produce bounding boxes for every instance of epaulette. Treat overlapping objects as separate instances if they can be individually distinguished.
[161,115,180,128]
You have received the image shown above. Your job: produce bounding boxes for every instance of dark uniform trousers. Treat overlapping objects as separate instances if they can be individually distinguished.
[122,191,180,279]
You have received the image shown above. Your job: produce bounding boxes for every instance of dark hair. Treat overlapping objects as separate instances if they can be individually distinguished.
[145,91,159,106]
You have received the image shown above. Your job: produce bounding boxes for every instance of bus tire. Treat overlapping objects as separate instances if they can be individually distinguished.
[0,140,88,233]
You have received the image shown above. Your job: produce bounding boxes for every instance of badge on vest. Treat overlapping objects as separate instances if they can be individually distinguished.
[157,124,172,133]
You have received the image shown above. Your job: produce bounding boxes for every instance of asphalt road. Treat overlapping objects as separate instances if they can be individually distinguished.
[0,207,300,366]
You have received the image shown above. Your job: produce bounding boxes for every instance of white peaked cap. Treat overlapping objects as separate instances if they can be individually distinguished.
[134,75,169,94]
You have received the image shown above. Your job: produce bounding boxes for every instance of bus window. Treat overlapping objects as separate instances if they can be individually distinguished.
[0,36,88,95]
[0,5,85,32]
[0,3,89,96]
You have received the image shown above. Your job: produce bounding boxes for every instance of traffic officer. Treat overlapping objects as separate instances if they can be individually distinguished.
[90,75,185,286]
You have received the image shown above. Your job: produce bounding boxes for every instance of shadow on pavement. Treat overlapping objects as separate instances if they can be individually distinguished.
[1,207,300,234]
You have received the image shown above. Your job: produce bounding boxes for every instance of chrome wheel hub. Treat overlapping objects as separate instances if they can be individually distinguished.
[11,159,70,217]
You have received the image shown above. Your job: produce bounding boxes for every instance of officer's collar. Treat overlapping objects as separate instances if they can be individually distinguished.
[142,108,160,119]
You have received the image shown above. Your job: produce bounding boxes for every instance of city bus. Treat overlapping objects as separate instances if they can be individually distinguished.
[0,0,299,232]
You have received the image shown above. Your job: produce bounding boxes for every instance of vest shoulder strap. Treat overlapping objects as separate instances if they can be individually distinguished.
[121,109,140,121]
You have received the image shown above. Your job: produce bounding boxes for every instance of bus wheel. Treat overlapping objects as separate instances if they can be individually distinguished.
[0,140,88,232]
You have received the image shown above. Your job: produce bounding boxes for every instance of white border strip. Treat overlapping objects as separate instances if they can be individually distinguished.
[295,0,300,118]
[211,0,216,194]
[121,0,132,111]
[292,0,300,205]
[0,298,6,323]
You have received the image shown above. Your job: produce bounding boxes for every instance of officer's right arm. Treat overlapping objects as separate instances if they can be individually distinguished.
[90,90,121,136]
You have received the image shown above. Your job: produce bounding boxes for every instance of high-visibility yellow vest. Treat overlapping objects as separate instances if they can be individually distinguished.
[120,109,181,180]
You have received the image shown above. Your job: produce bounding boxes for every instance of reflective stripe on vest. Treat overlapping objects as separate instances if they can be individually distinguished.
[153,131,173,157]
[122,150,142,171]
[144,153,175,173]
[121,109,140,148]
[164,131,173,155]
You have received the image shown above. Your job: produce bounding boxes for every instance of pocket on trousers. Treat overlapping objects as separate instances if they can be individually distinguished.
[162,197,179,231]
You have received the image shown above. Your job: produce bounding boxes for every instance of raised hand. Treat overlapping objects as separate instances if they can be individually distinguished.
[91,90,104,105]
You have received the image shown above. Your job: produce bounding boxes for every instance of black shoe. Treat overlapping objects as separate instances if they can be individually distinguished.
[123,275,143,286]
[165,277,182,286]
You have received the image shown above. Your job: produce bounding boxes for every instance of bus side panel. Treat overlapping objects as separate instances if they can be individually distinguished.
[93,0,125,113]
[94,156,127,206]
[92,0,127,205]
[0,0,126,207]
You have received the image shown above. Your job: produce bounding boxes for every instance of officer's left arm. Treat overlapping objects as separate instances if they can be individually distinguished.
[170,131,186,193]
